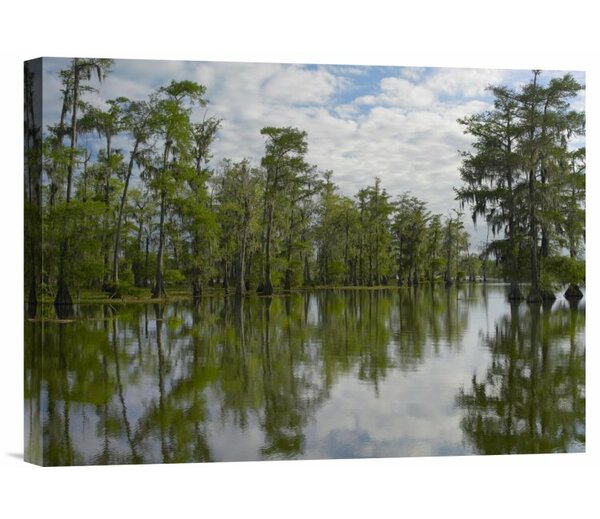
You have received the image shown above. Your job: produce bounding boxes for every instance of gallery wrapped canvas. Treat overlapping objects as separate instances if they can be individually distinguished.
[24,58,585,466]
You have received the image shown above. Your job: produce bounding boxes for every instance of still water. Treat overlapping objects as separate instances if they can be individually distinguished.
[25,284,585,465]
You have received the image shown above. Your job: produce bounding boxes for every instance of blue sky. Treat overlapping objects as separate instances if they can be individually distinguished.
[41,58,585,250]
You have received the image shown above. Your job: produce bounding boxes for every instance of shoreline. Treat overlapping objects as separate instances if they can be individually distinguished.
[25,280,583,307]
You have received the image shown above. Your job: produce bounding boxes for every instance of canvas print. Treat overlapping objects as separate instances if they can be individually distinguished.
[24,58,585,466]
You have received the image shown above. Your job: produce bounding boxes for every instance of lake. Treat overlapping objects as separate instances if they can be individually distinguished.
[24,283,585,465]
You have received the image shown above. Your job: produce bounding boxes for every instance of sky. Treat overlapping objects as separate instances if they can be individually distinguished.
[41,58,585,250]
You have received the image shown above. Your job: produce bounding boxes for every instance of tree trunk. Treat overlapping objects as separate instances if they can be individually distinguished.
[526,167,541,303]
[102,134,112,289]
[54,60,80,311]
[397,236,404,286]
[191,232,202,299]
[222,260,229,290]
[358,244,363,286]
[283,210,294,290]
[153,140,171,299]
[65,64,79,205]
[152,190,167,298]
[262,198,275,295]
[304,254,311,286]
[245,253,253,292]
[236,220,249,299]
[144,235,150,287]
[526,72,542,304]
[112,141,139,285]
[344,210,350,285]
[192,275,202,299]
[55,243,74,318]
[445,227,453,287]
[506,161,523,300]
[172,235,180,271]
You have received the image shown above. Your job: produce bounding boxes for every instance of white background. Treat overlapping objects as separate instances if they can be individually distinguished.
[0,1,597,517]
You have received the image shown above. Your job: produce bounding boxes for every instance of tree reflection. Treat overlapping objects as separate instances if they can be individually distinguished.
[456,300,585,454]
[131,303,214,463]
[26,285,584,464]
[41,317,113,465]
[394,286,469,370]
[24,319,43,464]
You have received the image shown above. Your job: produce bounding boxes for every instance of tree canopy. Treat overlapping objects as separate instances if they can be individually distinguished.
[23,62,585,317]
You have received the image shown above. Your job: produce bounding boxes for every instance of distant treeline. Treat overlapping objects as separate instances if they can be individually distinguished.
[24,60,585,314]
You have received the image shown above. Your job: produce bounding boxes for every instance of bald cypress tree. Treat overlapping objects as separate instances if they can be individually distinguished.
[258,127,309,295]
[457,70,584,302]
[457,84,525,299]
[54,58,113,314]
[516,71,584,301]
[144,81,208,299]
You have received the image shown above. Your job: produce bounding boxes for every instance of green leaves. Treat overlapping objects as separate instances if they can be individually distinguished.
[261,126,309,172]
[457,70,585,291]
[159,80,207,104]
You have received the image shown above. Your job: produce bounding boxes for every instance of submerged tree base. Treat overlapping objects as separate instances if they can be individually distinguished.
[102,282,122,299]
[541,290,557,302]
[526,290,542,304]
[54,302,74,319]
[564,284,584,299]
[152,283,168,299]
[257,279,274,296]
[507,285,524,301]
[54,283,73,305]
[192,281,202,299]
[26,301,37,319]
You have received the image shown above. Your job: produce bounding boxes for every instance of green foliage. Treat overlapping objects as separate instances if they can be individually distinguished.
[545,256,585,286]
[44,199,106,288]
[457,70,585,296]
[391,193,431,284]
[164,269,186,284]
[32,64,584,305]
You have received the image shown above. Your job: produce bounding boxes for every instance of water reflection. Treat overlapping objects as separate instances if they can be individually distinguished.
[24,285,585,465]
[456,298,585,454]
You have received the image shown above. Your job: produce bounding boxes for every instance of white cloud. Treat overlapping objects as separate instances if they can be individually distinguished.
[380,77,437,107]
[400,67,426,81]
[262,65,346,105]
[424,67,507,97]
[354,78,435,110]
